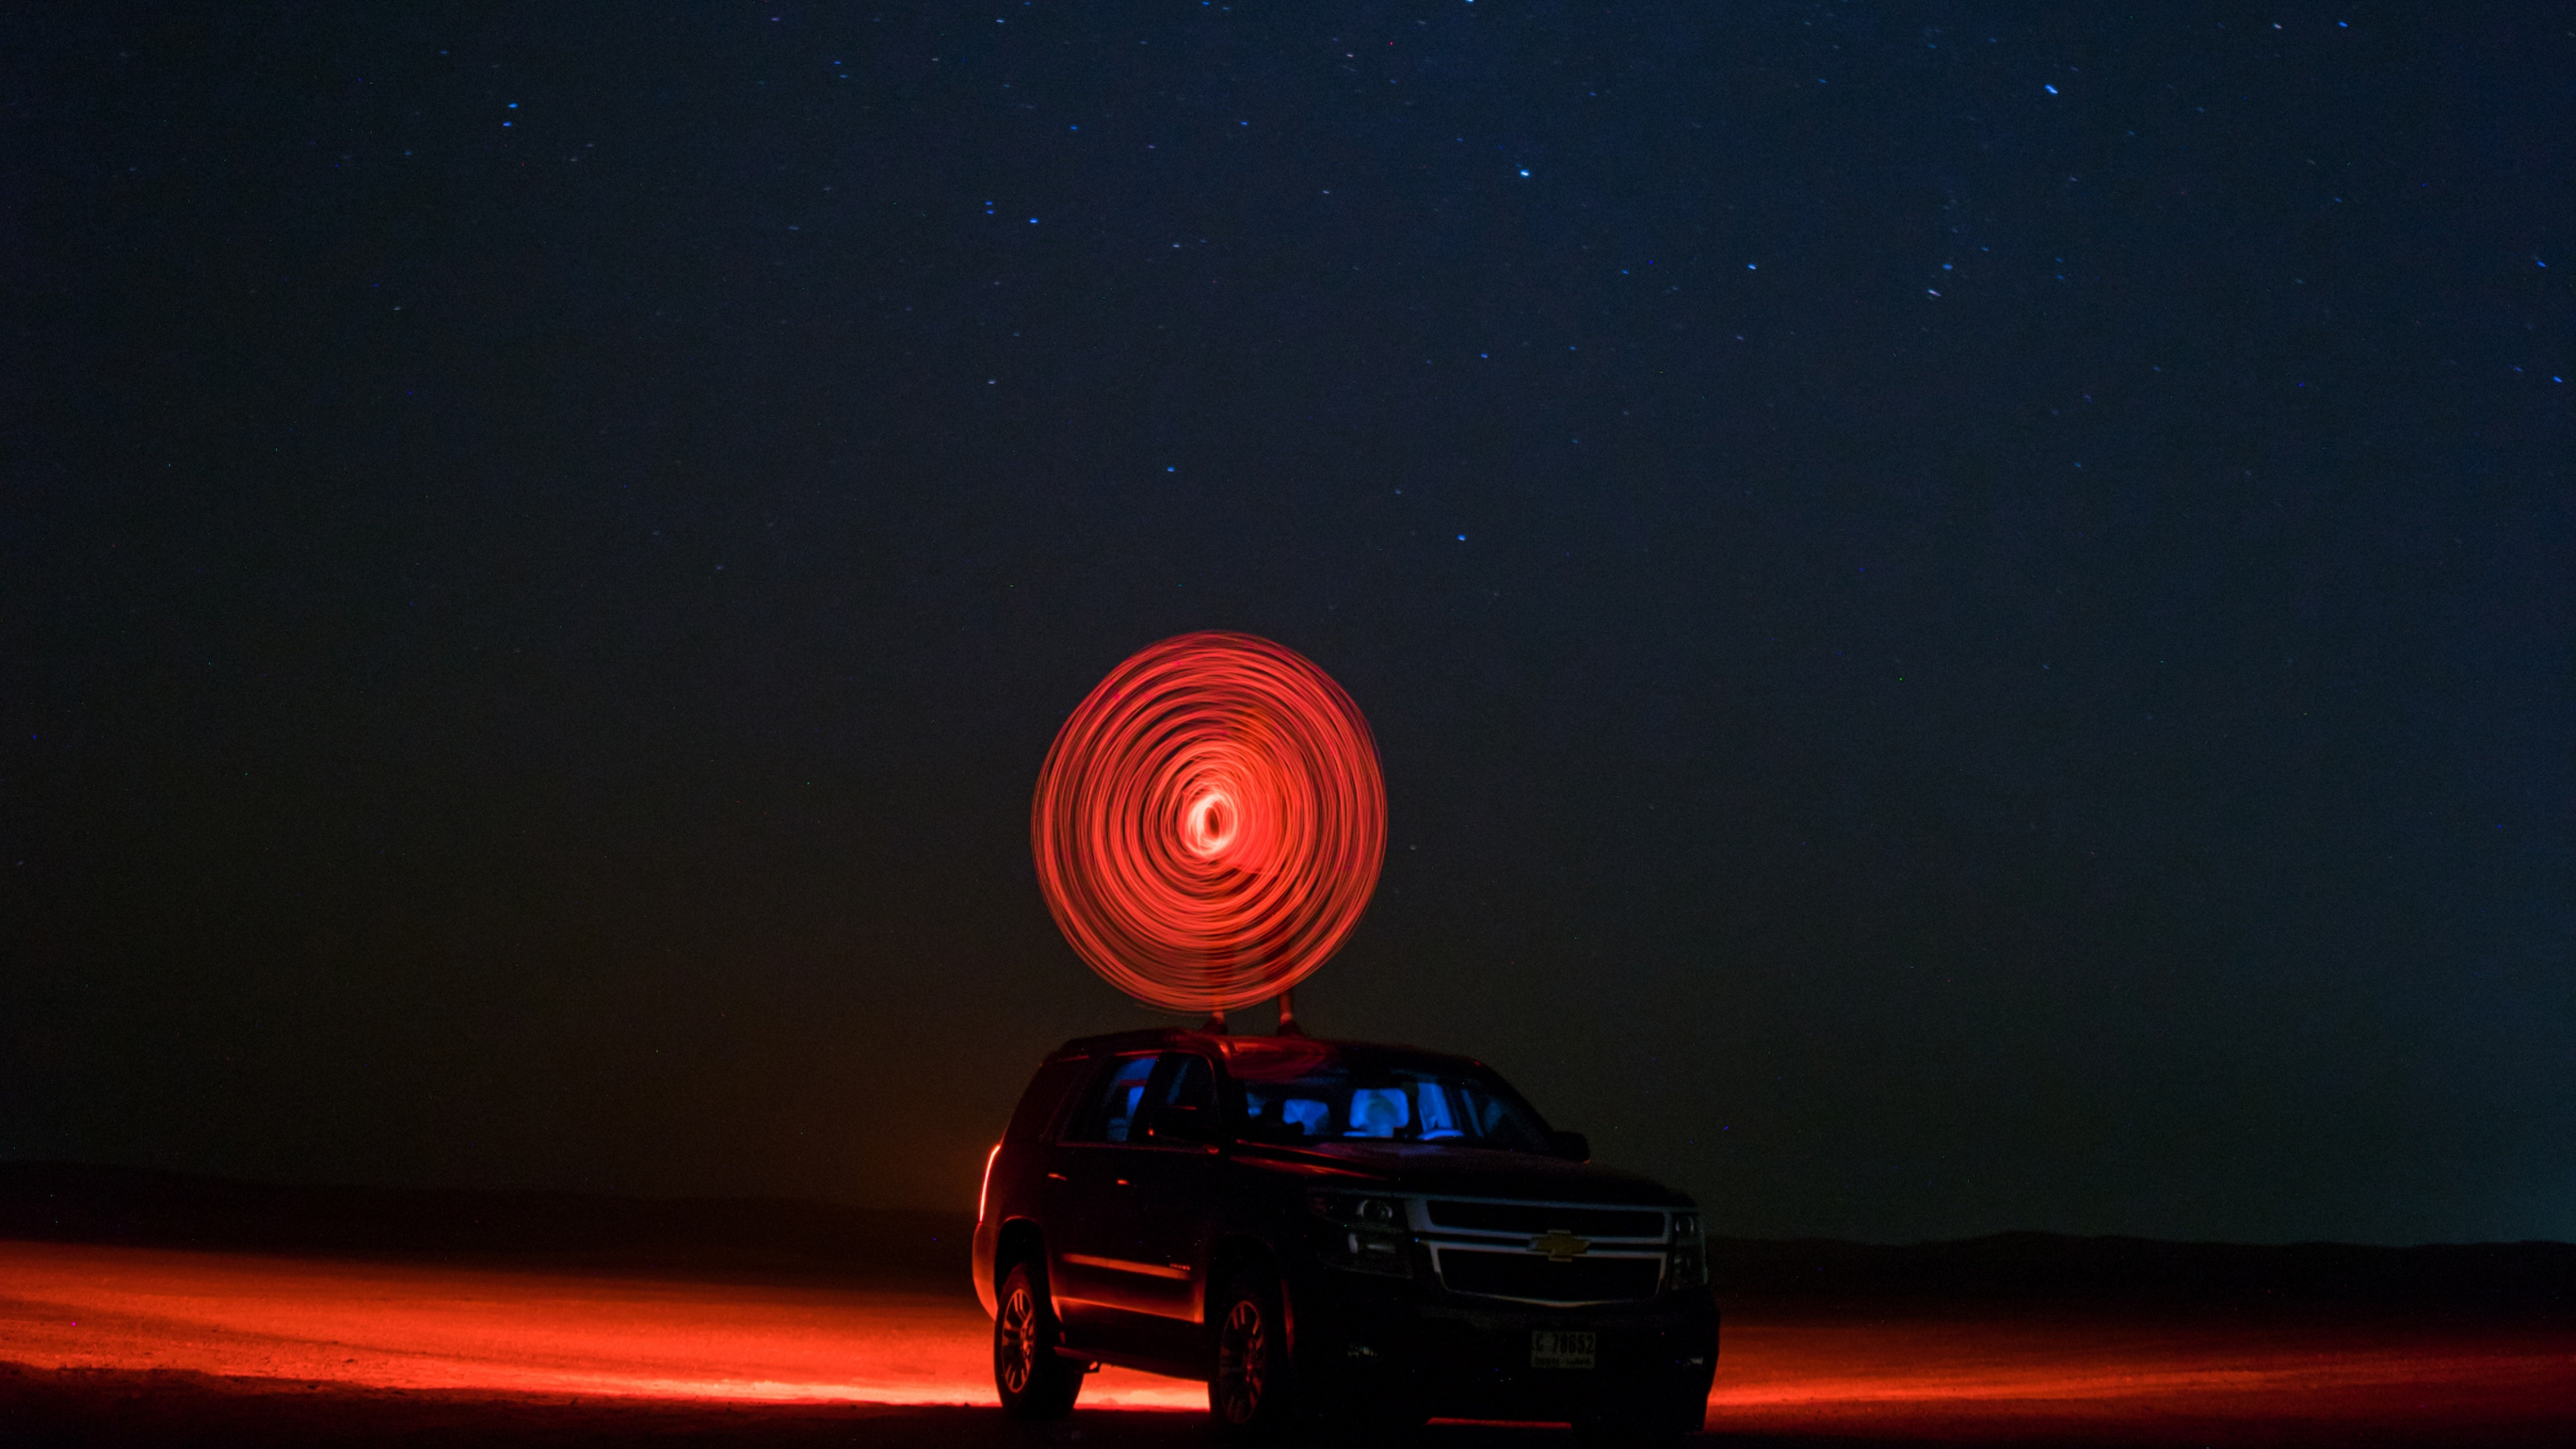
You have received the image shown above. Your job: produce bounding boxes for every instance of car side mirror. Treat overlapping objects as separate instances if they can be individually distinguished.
[1546,1130,1590,1162]
[1148,1104,1217,1144]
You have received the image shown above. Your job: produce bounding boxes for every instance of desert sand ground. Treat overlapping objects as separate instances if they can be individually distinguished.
[2,1236,2569,1446]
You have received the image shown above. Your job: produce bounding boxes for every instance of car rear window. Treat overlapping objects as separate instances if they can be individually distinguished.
[1004,1057,1094,1144]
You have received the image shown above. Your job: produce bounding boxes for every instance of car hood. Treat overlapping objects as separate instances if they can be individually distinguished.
[1232,1140,1690,1206]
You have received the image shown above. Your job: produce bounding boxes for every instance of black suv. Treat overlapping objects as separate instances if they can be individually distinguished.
[972,1027,1718,1441]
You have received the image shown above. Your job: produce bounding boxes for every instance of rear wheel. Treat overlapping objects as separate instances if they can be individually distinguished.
[994,1260,1083,1419]
[1208,1271,1296,1438]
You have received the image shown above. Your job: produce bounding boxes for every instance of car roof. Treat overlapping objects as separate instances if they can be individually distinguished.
[1048,1026,1489,1076]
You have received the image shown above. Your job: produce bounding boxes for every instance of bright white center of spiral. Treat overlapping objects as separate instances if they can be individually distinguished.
[1185,789,1237,858]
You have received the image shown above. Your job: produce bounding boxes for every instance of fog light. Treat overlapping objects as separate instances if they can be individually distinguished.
[1307,1195,1416,1277]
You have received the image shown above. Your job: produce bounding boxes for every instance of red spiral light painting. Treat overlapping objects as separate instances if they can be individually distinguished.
[1033,632,1387,1014]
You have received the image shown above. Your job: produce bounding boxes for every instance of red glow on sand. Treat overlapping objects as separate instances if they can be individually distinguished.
[0,1240,1201,1410]
[4,1240,2571,1441]
[1032,632,1386,1014]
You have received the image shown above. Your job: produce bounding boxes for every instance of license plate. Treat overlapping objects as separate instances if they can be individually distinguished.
[1530,1329,1595,1370]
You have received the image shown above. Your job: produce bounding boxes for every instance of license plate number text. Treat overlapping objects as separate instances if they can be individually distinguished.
[1531,1329,1596,1369]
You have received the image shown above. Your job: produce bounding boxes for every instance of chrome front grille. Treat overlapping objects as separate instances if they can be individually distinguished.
[1432,1244,1664,1304]
[1423,1199,1666,1239]
[1412,1196,1673,1305]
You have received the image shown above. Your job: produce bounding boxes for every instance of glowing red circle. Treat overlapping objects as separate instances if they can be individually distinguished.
[1032,632,1387,1014]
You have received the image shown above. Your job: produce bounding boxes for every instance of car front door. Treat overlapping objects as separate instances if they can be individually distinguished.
[1121,1051,1226,1326]
[1043,1051,1160,1347]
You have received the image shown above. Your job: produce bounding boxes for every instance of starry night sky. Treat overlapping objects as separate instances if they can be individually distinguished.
[5,3,2569,1244]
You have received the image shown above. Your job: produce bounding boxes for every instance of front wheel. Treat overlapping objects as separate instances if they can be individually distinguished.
[1208,1271,1297,1438]
[994,1260,1083,1419]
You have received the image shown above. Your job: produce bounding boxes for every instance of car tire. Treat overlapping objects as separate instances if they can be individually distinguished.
[994,1259,1083,1419]
[1207,1269,1297,1439]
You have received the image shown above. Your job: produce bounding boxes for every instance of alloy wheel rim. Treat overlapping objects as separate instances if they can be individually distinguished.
[999,1285,1036,1394]
[1216,1298,1267,1424]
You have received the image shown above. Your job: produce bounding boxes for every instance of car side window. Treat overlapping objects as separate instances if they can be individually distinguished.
[1153,1053,1214,1114]
[1063,1053,1159,1143]
[1135,1053,1220,1144]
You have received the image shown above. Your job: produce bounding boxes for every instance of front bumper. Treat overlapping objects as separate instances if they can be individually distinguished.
[1288,1263,1719,1426]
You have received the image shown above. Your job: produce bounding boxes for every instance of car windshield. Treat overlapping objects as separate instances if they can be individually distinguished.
[1227,1048,1552,1152]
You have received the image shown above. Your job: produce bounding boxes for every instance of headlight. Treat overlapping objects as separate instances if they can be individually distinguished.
[1307,1193,1404,1228]
[1667,1212,1707,1289]
[1307,1194,1413,1277]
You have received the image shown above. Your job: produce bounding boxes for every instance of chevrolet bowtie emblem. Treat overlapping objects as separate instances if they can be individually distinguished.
[1529,1230,1591,1263]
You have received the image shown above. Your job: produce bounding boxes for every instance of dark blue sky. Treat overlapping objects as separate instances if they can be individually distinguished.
[4,3,2567,1243]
